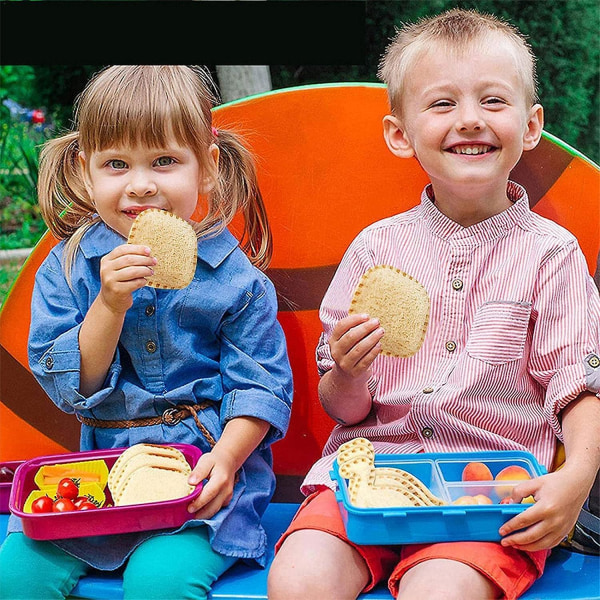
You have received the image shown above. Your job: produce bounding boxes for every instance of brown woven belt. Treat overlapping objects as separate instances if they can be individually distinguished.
[77,402,216,448]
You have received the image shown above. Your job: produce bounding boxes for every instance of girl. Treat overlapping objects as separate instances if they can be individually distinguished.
[0,65,293,599]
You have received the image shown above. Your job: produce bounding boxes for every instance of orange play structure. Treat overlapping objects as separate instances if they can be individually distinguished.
[1,83,599,600]
[1,83,599,480]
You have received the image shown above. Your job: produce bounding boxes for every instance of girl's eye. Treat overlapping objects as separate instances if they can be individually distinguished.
[431,100,454,109]
[155,156,175,167]
[484,97,505,105]
[107,159,127,170]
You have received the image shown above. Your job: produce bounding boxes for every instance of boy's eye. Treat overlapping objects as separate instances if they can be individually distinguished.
[430,100,454,109]
[107,159,128,169]
[155,156,175,167]
[484,97,505,105]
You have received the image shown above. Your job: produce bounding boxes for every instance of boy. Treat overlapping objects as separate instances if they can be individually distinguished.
[268,8,600,600]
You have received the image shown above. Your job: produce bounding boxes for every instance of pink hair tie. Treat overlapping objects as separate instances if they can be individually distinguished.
[211,126,219,139]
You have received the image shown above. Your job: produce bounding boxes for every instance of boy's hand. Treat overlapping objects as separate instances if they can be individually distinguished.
[329,314,384,379]
[498,466,590,551]
[186,447,237,520]
[99,244,157,314]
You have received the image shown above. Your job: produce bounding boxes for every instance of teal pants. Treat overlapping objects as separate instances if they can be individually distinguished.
[0,527,237,599]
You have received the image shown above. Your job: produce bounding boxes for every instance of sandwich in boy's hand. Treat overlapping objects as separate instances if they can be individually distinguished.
[349,265,429,358]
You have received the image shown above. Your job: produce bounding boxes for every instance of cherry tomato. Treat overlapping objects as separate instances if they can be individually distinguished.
[72,496,88,509]
[31,495,54,513]
[77,501,97,511]
[52,498,76,512]
[57,478,79,500]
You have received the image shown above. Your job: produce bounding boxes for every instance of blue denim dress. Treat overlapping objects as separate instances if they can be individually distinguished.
[15,222,293,570]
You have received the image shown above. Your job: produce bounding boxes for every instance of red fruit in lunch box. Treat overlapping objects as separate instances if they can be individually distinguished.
[31,495,54,513]
[495,465,531,499]
[72,496,88,509]
[52,498,76,512]
[472,494,493,505]
[461,462,493,481]
[57,477,79,500]
[77,501,97,511]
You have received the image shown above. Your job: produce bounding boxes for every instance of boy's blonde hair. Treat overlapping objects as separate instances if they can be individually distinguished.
[38,65,272,277]
[378,8,538,115]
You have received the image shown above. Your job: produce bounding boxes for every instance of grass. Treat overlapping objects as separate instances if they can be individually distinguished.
[0,259,26,309]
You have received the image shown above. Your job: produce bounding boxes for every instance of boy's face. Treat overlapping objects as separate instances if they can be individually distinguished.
[383,36,543,203]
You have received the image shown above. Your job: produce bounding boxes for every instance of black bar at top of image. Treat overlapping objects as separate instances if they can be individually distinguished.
[0,1,367,65]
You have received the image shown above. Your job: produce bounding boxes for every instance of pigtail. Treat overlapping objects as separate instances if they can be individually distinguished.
[37,131,98,281]
[213,130,273,270]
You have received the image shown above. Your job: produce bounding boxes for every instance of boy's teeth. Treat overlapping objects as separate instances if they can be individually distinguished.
[452,145,491,155]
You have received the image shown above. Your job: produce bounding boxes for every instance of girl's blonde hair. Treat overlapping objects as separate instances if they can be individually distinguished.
[378,8,538,116]
[37,65,272,277]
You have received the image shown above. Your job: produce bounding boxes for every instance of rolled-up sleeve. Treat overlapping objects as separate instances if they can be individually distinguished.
[219,274,293,446]
[28,251,120,412]
[529,240,600,438]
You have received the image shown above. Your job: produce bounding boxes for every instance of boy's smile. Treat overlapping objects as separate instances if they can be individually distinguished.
[383,34,543,224]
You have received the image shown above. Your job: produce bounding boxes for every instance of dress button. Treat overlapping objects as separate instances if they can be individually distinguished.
[145,340,157,353]
[145,305,155,317]
[423,387,434,394]
[45,356,54,369]
[445,340,457,353]
[421,427,434,439]
[452,278,463,291]
[588,354,600,369]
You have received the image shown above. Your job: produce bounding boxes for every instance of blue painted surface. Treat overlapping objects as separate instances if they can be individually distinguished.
[1,506,598,599]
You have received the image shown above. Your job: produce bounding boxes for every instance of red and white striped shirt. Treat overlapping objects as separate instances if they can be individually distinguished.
[301,182,600,494]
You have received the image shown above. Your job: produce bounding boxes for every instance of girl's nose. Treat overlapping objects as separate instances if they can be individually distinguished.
[126,171,157,197]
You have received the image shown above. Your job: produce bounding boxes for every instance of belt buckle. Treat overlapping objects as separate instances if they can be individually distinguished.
[162,407,182,426]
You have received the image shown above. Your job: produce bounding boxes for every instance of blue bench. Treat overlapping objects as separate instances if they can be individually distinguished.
[1,83,598,599]
[1,505,598,599]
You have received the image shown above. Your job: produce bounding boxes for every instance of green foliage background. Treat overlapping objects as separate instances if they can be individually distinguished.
[271,0,600,165]
[0,0,598,306]
[0,0,598,258]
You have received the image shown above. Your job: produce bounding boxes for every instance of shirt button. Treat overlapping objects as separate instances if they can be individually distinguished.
[145,340,157,353]
[588,354,600,369]
[421,427,434,439]
[423,387,434,394]
[452,278,464,291]
[145,305,155,317]
[45,356,54,369]
[445,340,457,353]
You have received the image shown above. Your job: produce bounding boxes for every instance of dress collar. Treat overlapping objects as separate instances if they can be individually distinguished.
[78,222,239,268]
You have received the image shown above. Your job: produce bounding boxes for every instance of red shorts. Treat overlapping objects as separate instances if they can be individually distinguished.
[275,488,549,600]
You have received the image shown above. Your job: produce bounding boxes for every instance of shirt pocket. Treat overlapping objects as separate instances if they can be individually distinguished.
[466,301,531,365]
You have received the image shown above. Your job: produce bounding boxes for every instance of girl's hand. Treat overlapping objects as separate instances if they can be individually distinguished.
[498,466,590,551]
[186,447,238,520]
[98,244,157,314]
[329,314,384,379]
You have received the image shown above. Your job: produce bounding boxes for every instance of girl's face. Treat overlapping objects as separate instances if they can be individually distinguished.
[79,139,218,238]
[383,36,543,212]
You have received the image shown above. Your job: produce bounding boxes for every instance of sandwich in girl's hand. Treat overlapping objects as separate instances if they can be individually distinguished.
[127,209,197,290]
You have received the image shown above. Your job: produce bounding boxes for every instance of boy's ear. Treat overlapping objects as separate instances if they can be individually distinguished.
[78,151,95,200]
[382,115,415,159]
[199,143,220,194]
[523,104,544,151]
